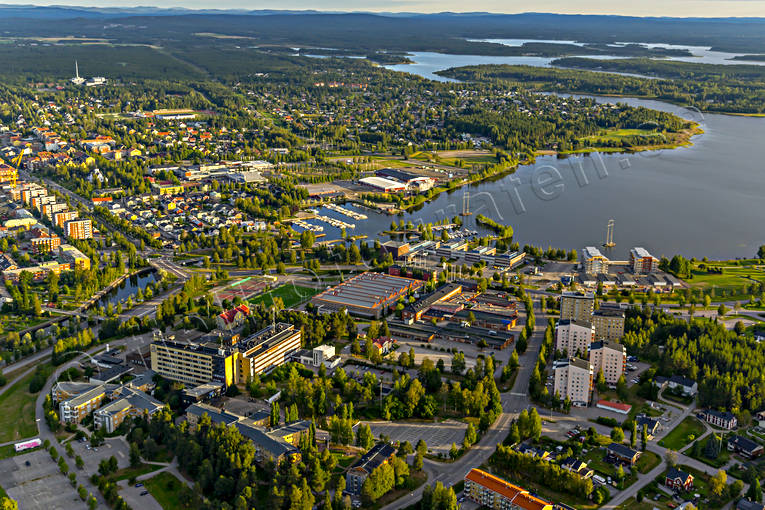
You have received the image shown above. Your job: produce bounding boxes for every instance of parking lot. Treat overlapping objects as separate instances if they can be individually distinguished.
[69,436,131,475]
[361,420,468,455]
[118,479,164,510]
[0,449,88,510]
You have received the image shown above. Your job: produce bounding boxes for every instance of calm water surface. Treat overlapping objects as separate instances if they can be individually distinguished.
[367,52,765,259]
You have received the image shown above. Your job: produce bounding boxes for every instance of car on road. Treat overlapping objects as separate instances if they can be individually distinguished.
[135,483,143,487]
[140,491,149,496]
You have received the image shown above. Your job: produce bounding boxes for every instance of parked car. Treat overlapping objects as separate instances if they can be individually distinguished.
[140,491,149,496]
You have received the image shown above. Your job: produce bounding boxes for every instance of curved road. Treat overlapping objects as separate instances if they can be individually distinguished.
[381,299,547,510]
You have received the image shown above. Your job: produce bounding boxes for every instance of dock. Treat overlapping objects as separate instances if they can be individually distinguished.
[325,203,367,220]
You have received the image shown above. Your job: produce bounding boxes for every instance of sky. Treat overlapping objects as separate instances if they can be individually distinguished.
[4,0,765,17]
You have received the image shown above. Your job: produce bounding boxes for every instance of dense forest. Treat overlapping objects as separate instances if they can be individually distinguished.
[2,9,765,53]
[622,308,765,415]
[437,62,765,114]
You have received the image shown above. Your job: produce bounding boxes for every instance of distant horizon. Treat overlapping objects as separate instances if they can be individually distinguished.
[2,1,765,18]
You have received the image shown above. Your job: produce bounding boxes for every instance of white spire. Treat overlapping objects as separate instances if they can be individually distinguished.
[75,60,79,78]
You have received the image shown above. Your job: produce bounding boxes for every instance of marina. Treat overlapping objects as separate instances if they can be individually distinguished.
[325,203,368,220]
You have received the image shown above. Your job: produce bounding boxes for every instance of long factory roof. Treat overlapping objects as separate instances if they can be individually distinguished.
[313,272,423,310]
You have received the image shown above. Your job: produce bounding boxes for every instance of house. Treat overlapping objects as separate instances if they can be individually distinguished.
[516,444,551,460]
[728,435,764,459]
[703,410,738,430]
[665,467,694,491]
[560,457,594,479]
[216,304,250,331]
[345,442,396,496]
[371,337,395,355]
[636,415,661,439]
[606,443,641,465]
[667,375,698,396]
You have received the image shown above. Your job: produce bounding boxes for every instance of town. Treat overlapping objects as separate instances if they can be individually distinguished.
[0,19,762,510]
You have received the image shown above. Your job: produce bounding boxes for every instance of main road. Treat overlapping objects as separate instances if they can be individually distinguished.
[381,298,547,510]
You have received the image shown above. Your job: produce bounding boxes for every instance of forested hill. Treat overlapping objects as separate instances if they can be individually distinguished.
[436,63,765,114]
[1,8,765,53]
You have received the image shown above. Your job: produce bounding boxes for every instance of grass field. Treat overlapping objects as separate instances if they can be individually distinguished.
[109,463,163,482]
[685,263,765,301]
[144,472,190,510]
[407,150,497,167]
[0,370,43,443]
[250,284,320,308]
[658,416,706,451]
[636,450,662,473]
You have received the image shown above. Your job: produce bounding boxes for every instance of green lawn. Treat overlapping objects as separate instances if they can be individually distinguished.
[0,370,44,443]
[144,472,191,510]
[685,264,765,300]
[108,463,163,482]
[658,416,705,451]
[636,450,662,474]
[250,284,320,308]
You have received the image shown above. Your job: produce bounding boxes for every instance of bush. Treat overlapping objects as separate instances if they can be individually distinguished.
[596,416,618,428]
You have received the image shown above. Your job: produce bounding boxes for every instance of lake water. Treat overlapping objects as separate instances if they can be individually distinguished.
[475,38,765,66]
[376,54,765,260]
[97,271,157,307]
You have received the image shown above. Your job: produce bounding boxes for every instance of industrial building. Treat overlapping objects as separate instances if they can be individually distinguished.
[358,176,407,193]
[402,282,462,321]
[311,272,424,318]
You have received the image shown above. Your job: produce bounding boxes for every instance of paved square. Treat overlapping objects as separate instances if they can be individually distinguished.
[0,450,88,510]
[361,420,469,455]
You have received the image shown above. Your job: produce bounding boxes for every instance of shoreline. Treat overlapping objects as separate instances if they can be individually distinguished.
[372,123,703,216]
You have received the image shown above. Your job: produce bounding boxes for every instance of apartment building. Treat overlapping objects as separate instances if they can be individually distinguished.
[581,246,610,275]
[54,210,79,228]
[553,357,593,407]
[151,340,234,387]
[65,218,93,240]
[93,386,163,433]
[592,307,626,342]
[630,247,659,274]
[555,319,595,357]
[346,443,397,495]
[30,230,61,253]
[59,244,91,270]
[233,323,302,381]
[150,323,302,387]
[59,385,107,423]
[589,340,627,385]
[464,469,553,510]
[560,291,595,323]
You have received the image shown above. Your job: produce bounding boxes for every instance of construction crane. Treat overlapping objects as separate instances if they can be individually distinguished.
[603,219,615,248]
[1,151,22,187]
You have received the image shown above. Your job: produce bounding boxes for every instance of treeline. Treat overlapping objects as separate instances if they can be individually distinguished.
[476,214,514,239]
[490,445,594,500]
[622,308,765,413]
[438,62,765,114]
